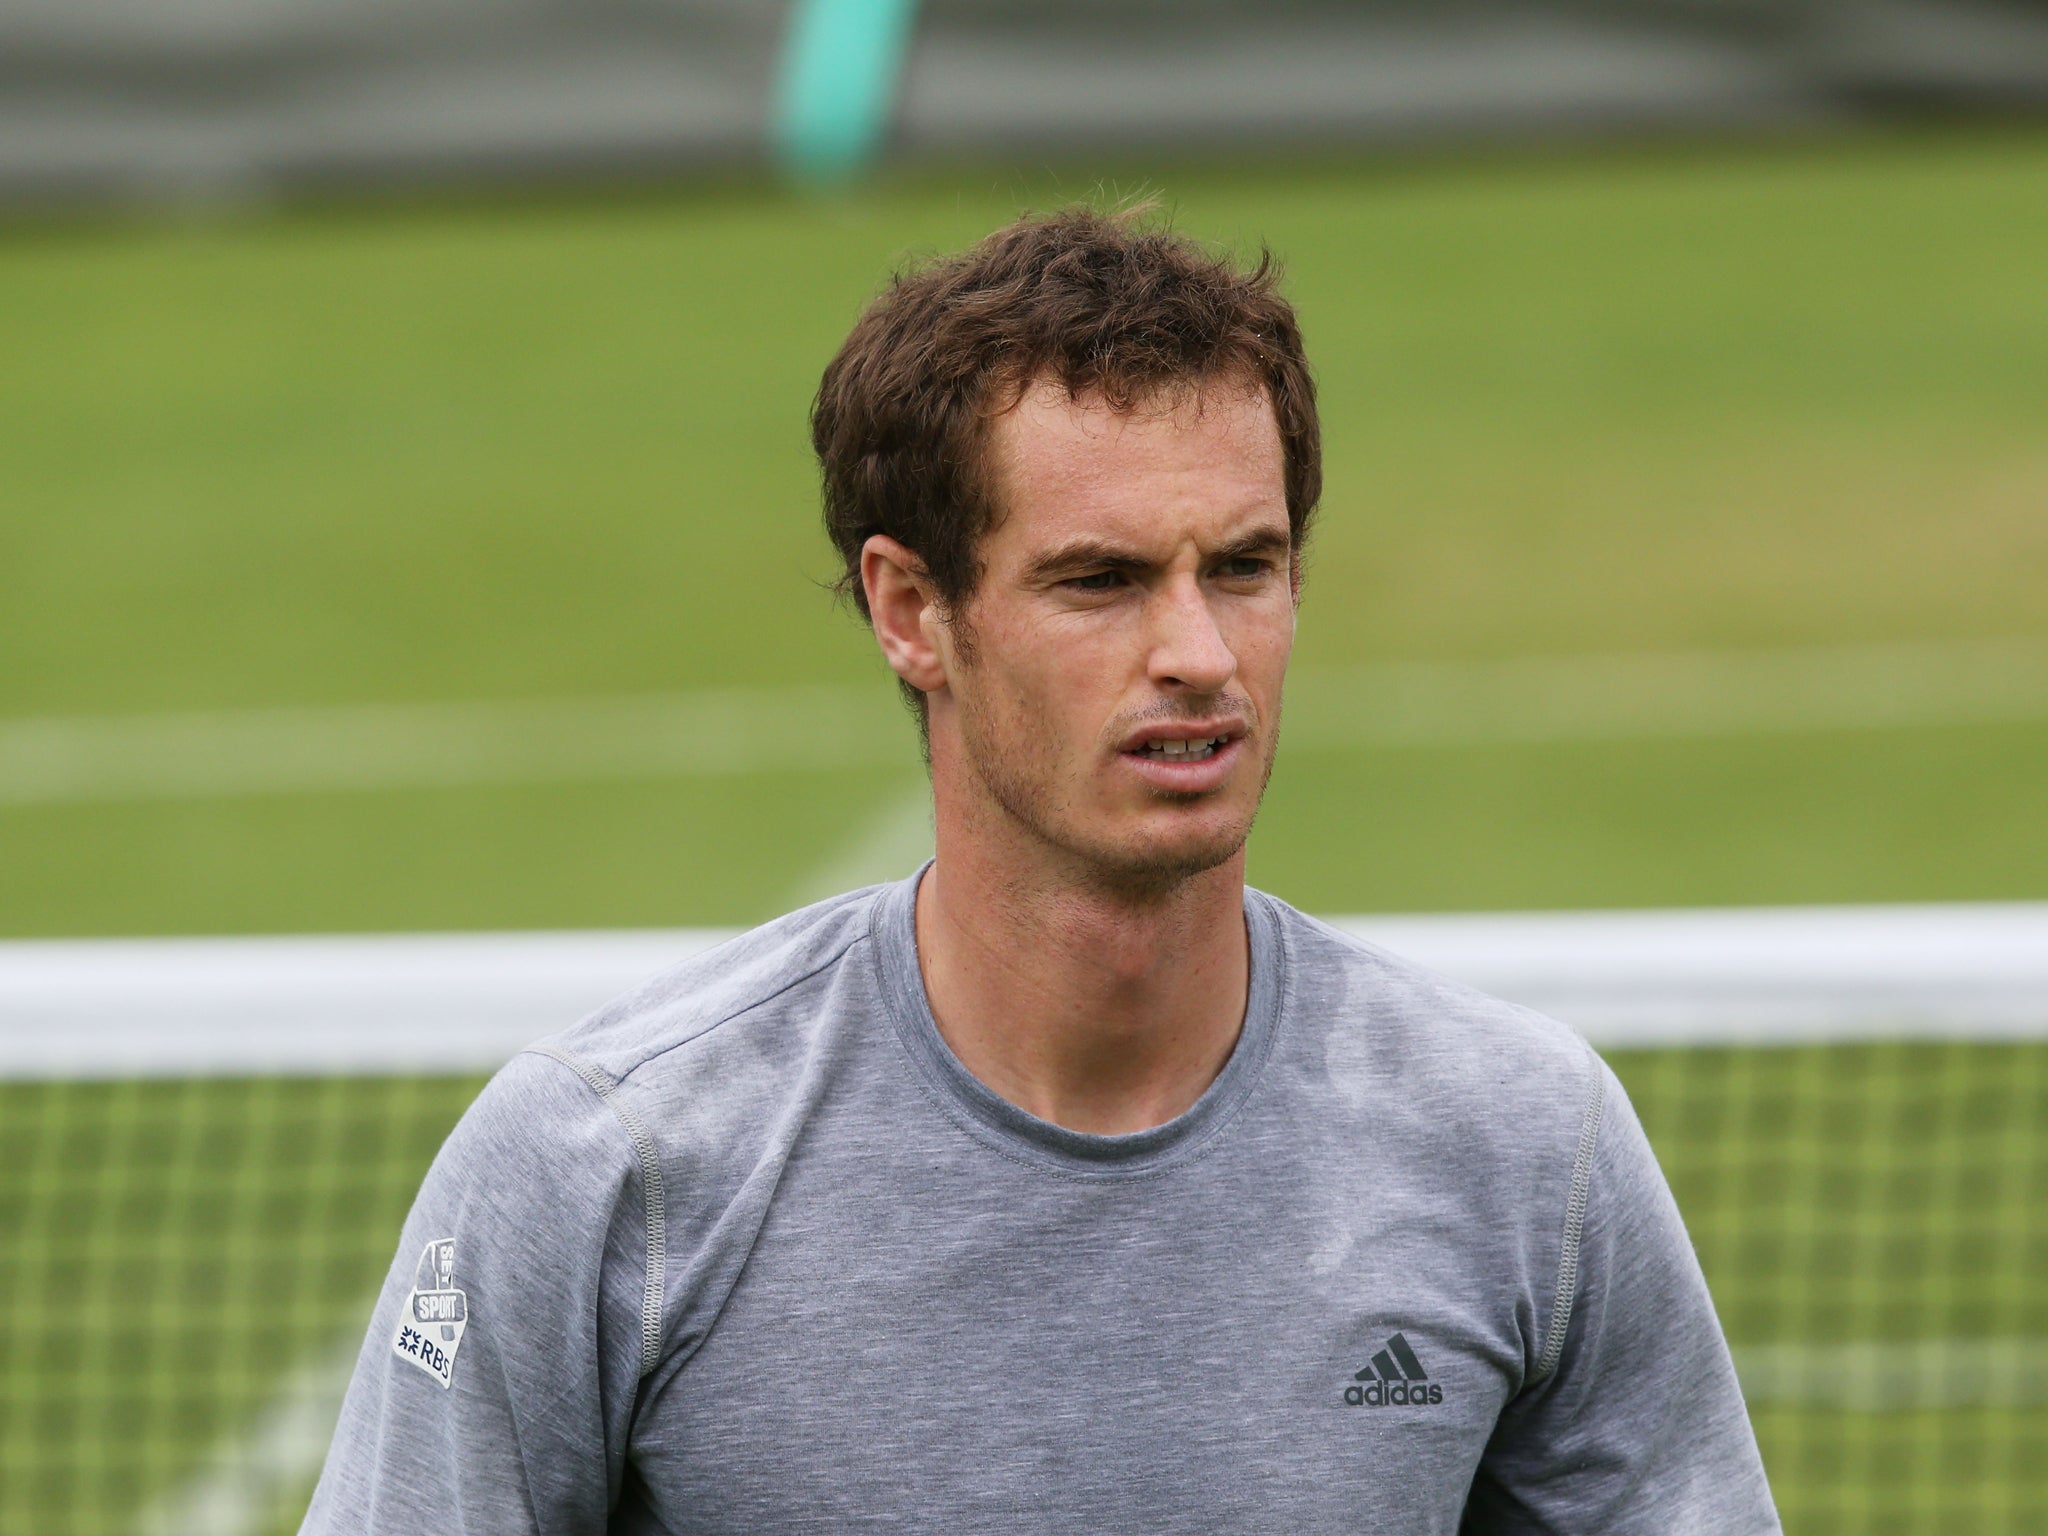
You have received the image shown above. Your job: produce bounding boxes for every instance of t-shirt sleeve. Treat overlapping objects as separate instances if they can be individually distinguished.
[1462,1061,1781,1535]
[299,1049,652,1535]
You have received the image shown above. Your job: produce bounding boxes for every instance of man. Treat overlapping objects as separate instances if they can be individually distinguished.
[303,208,1778,1533]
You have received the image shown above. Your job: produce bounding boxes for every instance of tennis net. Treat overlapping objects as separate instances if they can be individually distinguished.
[3,904,2044,1534]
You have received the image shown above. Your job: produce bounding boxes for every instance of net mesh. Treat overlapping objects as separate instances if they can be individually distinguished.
[0,1076,484,1536]
[2,1043,2044,1532]
[1620,1040,2048,1534]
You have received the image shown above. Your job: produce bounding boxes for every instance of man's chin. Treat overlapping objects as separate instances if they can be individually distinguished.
[1069,819,1251,899]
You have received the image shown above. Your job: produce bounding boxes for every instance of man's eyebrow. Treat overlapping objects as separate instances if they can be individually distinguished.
[1213,526,1293,561]
[1022,540,1154,583]
[1023,526,1294,583]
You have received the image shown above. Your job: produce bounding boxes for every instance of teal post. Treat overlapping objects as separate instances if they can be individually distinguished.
[773,0,922,186]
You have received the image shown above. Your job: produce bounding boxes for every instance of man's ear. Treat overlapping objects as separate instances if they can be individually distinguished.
[862,535,949,695]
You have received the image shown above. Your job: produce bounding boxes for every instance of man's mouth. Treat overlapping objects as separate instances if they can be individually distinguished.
[1133,735,1228,762]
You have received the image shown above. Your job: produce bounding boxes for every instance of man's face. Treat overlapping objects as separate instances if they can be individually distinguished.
[931,377,1296,893]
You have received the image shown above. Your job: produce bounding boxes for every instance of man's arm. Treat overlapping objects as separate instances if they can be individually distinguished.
[1463,1063,1780,1535]
[300,1049,653,1534]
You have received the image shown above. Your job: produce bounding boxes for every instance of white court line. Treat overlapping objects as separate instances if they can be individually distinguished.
[783,780,934,909]
[1732,1338,2048,1412]
[5,638,2045,806]
[1283,636,2048,751]
[0,684,914,807]
[131,1331,359,1536]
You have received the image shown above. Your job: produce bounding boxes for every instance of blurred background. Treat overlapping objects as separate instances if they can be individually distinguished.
[3,1,2047,1532]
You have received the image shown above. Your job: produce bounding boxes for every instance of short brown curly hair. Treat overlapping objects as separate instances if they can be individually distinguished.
[812,204,1321,623]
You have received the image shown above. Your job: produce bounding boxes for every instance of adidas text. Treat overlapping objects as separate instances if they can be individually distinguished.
[1344,1380,1444,1407]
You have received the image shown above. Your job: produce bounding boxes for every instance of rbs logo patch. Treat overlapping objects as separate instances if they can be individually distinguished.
[392,1238,468,1389]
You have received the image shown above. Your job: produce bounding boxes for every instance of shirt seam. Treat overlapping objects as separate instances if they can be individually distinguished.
[1531,1050,1606,1384]
[521,1044,669,1380]
[603,920,872,1089]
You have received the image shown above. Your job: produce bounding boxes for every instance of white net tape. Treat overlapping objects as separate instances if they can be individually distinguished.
[3,901,2045,1078]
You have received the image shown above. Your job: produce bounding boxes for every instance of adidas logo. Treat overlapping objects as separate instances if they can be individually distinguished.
[1342,1332,1444,1407]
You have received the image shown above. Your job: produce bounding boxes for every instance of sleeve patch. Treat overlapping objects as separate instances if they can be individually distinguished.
[392,1238,469,1389]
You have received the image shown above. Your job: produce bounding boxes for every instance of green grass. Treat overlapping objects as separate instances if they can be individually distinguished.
[1,1043,2041,1534]
[5,132,2047,934]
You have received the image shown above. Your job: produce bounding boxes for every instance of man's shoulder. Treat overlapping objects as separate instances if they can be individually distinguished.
[1258,891,1598,1133]
[413,888,890,1281]
[530,884,886,1086]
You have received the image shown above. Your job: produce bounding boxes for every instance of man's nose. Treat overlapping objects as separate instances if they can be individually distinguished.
[1146,578,1237,695]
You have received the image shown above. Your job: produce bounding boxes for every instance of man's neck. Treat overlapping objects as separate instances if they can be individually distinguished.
[912,824,1251,1136]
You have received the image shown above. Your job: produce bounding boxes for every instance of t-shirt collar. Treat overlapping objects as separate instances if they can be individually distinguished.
[870,862,1286,1179]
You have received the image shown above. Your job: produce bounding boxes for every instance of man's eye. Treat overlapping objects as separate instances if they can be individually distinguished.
[1220,557,1269,578]
[1067,571,1120,591]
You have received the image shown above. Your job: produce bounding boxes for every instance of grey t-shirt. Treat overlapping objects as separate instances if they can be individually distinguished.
[303,873,1778,1534]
